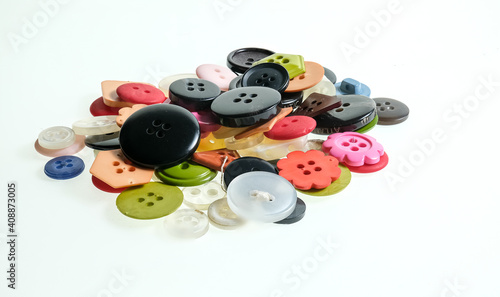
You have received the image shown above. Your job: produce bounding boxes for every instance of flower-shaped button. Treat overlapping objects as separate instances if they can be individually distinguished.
[322,132,384,167]
[116,83,166,105]
[196,64,237,92]
[116,104,147,127]
[44,156,85,180]
[277,150,341,190]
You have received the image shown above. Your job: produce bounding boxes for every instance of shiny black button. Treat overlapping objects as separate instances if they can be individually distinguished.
[275,197,306,224]
[85,132,120,150]
[119,104,200,168]
[223,156,278,189]
[240,63,289,93]
[169,78,221,111]
[226,47,275,74]
[280,91,303,110]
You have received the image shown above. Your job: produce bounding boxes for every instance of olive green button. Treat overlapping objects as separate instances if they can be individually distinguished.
[116,182,183,219]
[253,53,305,79]
[155,160,217,187]
[355,114,378,134]
[297,164,351,196]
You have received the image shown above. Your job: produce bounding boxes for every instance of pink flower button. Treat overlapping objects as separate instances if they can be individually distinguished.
[322,132,384,167]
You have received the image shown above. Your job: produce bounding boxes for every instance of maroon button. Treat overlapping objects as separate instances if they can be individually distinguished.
[116,83,166,105]
[89,97,121,116]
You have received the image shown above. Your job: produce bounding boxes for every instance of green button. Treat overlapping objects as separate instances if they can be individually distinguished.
[355,114,378,134]
[116,182,183,219]
[297,164,351,196]
[155,161,217,187]
[253,53,305,79]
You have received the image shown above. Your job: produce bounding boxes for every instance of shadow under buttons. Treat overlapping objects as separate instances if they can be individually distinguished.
[116,182,183,220]
[208,198,245,230]
[84,132,120,150]
[274,197,306,224]
[240,63,289,93]
[38,126,75,150]
[226,171,297,223]
[223,156,278,189]
[226,47,275,74]
[164,209,209,239]
[154,160,216,187]
[373,97,409,125]
[211,87,281,127]
[44,156,85,180]
[169,78,221,111]
[119,104,200,168]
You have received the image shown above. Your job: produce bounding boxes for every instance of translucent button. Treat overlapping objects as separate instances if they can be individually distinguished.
[164,209,209,239]
[208,198,245,230]
[183,181,226,210]
[38,126,76,149]
[72,116,120,136]
[226,172,297,223]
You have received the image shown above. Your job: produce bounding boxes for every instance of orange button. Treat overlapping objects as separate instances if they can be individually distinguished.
[285,61,325,93]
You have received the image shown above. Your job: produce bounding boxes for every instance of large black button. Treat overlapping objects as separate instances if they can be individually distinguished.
[119,104,200,168]
[169,78,221,111]
[226,47,275,74]
[240,63,289,93]
[85,132,120,150]
[210,87,281,127]
[223,156,278,189]
[313,95,376,134]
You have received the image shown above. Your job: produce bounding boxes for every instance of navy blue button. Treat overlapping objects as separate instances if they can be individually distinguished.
[44,156,85,180]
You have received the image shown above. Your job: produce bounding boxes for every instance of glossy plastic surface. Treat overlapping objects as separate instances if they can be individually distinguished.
[38,126,76,149]
[155,161,217,187]
[264,116,316,140]
[169,78,221,111]
[240,63,289,92]
[44,156,85,180]
[253,53,305,79]
[72,116,120,136]
[183,181,226,210]
[373,97,409,125]
[208,198,245,229]
[226,47,275,74]
[285,61,325,93]
[196,64,237,92]
[322,132,384,167]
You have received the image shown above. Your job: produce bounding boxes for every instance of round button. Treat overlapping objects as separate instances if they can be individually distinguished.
[226,47,275,74]
[211,87,281,127]
[285,61,325,93]
[228,76,242,90]
[373,97,409,125]
[169,78,221,111]
[322,132,384,167]
[297,164,351,196]
[240,63,289,93]
[355,114,378,134]
[344,152,389,173]
[323,66,337,84]
[302,79,336,99]
[84,132,120,151]
[277,150,342,190]
[119,104,200,168]
[208,198,245,229]
[226,171,297,223]
[183,181,226,210]
[35,135,86,157]
[90,97,121,116]
[192,110,221,134]
[44,156,85,180]
[158,73,197,94]
[264,116,316,140]
[224,133,264,150]
[38,126,76,150]
[72,116,120,136]
[274,197,306,224]
[196,64,237,92]
[335,78,371,96]
[91,175,126,193]
[164,209,209,239]
[223,156,277,189]
[155,161,217,187]
[116,83,166,105]
[280,91,303,109]
[116,182,183,220]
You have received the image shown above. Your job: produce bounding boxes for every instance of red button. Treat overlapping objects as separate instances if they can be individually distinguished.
[89,97,121,116]
[277,150,341,190]
[116,83,166,105]
[264,116,316,140]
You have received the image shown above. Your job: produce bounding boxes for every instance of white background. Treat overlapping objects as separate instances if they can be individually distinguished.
[1,0,500,296]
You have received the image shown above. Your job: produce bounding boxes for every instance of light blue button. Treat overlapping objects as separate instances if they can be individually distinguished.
[335,78,371,96]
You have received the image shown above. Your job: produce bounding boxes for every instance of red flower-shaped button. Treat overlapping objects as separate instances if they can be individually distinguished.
[116,83,166,105]
[277,150,341,190]
[264,116,316,140]
[322,132,384,167]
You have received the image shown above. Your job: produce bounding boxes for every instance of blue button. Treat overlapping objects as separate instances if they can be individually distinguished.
[335,78,371,96]
[44,156,85,180]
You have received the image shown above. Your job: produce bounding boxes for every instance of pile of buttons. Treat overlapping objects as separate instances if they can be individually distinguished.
[35,47,409,239]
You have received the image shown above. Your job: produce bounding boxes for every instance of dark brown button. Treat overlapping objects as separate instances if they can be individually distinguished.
[373,97,409,125]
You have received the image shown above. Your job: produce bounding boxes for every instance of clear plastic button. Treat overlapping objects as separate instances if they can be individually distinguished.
[208,198,245,229]
[182,181,226,210]
[164,209,209,239]
[38,126,76,149]
[72,116,120,135]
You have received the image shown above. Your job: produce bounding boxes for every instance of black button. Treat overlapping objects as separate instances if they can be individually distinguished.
[85,132,120,150]
[210,87,281,127]
[223,156,278,189]
[323,66,337,84]
[313,95,376,134]
[119,104,200,168]
[226,47,275,74]
[240,63,289,93]
[169,78,221,111]
[274,197,306,224]
[280,91,303,110]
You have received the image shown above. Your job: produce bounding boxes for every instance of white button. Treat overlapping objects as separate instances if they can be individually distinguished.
[182,181,226,210]
[164,209,209,239]
[38,126,76,149]
[208,198,245,229]
[226,172,297,223]
[72,116,120,135]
